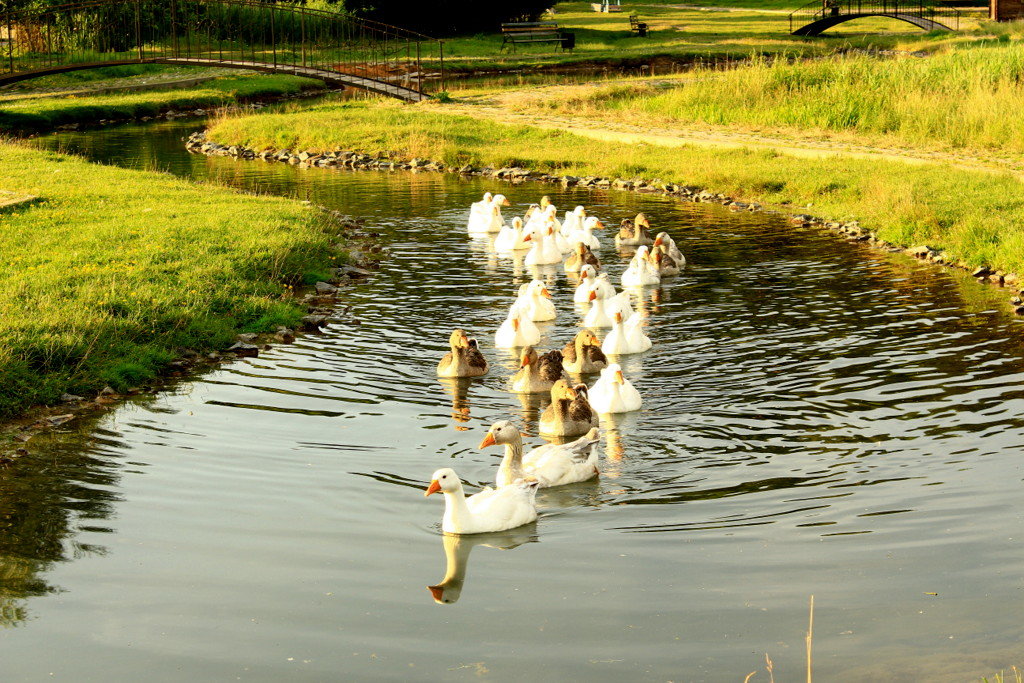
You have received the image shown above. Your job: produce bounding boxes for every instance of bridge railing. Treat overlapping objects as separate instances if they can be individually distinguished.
[789,0,960,33]
[2,0,444,97]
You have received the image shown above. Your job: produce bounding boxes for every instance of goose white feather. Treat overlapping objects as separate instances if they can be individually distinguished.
[514,280,556,321]
[466,193,508,235]
[588,363,643,413]
[622,245,662,287]
[495,304,542,348]
[574,265,616,303]
[568,216,603,251]
[601,311,652,355]
[494,217,530,252]
[583,289,634,328]
[481,421,600,488]
[524,222,563,266]
[425,467,538,534]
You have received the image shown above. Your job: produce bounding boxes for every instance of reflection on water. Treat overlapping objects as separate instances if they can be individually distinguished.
[428,527,537,605]
[4,118,1022,680]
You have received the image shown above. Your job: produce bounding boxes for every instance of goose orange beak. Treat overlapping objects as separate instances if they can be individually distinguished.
[512,318,520,331]
[615,369,625,384]
[502,198,511,206]
[654,235,663,246]
[425,480,442,497]
[521,354,531,367]
[523,233,532,242]
[428,585,445,603]
[595,220,605,229]
[541,288,552,299]
[479,433,497,448]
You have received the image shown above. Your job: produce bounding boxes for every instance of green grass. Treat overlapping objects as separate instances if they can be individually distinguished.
[0,74,326,133]
[208,99,1024,273]
[434,1,989,73]
[522,39,1024,154]
[0,142,345,417]
[1,63,175,90]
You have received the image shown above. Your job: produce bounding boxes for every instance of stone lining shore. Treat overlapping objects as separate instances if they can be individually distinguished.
[186,130,1024,313]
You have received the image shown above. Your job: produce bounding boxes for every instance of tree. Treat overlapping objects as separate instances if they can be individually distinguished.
[344,0,553,36]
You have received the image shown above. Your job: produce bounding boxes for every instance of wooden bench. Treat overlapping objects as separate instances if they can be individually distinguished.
[501,22,569,52]
[630,15,649,37]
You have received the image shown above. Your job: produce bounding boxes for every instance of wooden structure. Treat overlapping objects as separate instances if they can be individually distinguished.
[629,15,649,36]
[500,22,570,52]
[991,0,1024,21]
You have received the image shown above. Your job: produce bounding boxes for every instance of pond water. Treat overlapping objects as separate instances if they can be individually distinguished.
[3,118,1022,681]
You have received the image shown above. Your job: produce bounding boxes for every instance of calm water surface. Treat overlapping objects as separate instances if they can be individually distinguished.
[2,119,1022,681]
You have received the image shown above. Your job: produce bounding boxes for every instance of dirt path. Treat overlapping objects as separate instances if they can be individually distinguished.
[428,82,1024,180]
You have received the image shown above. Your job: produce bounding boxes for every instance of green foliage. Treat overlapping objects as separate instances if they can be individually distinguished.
[0,143,343,416]
[343,0,553,35]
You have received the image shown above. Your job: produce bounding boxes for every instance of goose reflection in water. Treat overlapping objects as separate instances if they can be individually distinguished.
[511,391,548,432]
[528,262,560,288]
[436,377,474,430]
[468,235,499,275]
[428,525,537,605]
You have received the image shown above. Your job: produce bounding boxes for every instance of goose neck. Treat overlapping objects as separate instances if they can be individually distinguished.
[499,434,525,482]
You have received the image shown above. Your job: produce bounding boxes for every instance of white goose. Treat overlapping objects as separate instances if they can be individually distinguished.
[622,245,662,287]
[425,467,539,535]
[561,206,586,238]
[526,200,558,232]
[568,216,604,251]
[601,311,652,355]
[495,304,542,348]
[583,289,634,328]
[494,217,530,252]
[514,280,556,321]
[466,193,509,235]
[574,265,616,303]
[466,192,492,230]
[588,363,643,413]
[524,222,563,266]
[480,420,600,488]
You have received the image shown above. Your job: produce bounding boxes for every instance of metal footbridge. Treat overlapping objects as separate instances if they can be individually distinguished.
[1,0,443,101]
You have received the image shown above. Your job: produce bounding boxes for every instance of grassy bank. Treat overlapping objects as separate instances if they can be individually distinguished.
[435,1,989,73]
[0,142,344,418]
[0,74,325,133]
[208,99,1024,272]
[520,40,1024,155]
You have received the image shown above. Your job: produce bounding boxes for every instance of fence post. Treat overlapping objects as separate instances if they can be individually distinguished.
[416,40,422,97]
[135,0,143,61]
[5,9,13,75]
[170,0,178,58]
[270,5,276,68]
[301,10,306,68]
[439,40,445,94]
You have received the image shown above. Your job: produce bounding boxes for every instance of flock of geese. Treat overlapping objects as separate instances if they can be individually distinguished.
[425,192,685,536]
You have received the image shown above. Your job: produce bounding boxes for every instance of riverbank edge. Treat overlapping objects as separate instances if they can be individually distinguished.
[0,231,381,467]
[0,143,386,463]
[186,129,1024,311]
[0,76,329,135]
[0,209,384,465]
